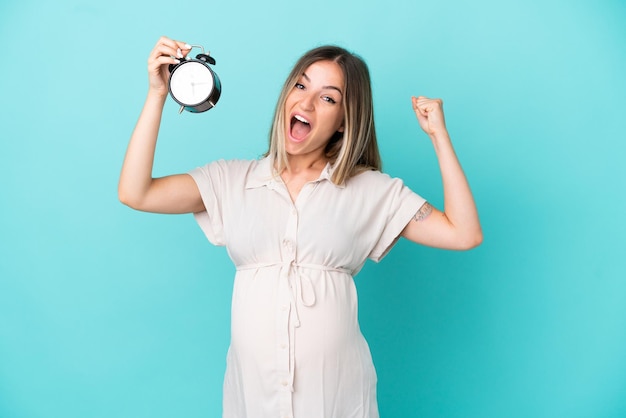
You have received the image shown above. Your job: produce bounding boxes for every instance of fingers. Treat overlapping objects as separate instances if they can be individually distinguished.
[412,96,443,116]
[411,96,448,137]
[155,36,192,57]
[148,36,193,70]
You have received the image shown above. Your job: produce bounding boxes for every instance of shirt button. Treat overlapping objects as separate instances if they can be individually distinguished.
[281,305,288,311]
[281,380,288,386]
[280,343,287,349]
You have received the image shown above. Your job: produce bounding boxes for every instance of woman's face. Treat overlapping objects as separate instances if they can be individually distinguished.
[283,60,345,159]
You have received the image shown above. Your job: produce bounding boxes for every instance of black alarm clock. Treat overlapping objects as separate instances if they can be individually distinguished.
[168,45,221,113]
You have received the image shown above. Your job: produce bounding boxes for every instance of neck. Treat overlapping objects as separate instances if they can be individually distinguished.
[284,153,328,175]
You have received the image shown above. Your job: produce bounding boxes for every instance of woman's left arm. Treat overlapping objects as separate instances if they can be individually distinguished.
[400,96,483,250]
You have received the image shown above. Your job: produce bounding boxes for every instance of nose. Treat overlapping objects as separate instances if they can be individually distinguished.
[298,92,315,111]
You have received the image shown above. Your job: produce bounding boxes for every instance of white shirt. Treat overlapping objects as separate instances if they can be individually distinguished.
[189,157,425,418]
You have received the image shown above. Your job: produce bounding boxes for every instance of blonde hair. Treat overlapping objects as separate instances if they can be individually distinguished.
[265,45,382,184]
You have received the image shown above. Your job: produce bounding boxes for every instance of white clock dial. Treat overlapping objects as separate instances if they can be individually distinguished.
[169,61,215,106]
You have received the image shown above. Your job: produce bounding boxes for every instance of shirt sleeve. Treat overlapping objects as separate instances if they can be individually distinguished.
[187,160,229,246]
[366,174,427,262]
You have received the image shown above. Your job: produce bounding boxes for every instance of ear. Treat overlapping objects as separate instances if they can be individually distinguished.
[337,124,345,133]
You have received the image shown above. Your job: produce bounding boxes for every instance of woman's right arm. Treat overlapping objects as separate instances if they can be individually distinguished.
[118,36,205,214]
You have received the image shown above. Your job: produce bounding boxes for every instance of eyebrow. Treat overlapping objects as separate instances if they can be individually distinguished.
[302,73,344,96]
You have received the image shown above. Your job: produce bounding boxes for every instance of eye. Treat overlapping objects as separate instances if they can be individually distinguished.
[295,83,305,90]
[322,96,337,104]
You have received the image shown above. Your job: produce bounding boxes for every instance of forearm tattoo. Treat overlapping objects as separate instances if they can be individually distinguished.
[412,202,433,222]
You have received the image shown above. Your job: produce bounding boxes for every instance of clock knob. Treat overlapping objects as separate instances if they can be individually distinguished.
[196,53,216,65]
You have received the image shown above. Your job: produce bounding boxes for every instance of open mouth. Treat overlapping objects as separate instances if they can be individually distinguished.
[290,114,311,141]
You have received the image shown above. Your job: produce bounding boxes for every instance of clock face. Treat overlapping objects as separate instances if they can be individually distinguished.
[169,61,215,106]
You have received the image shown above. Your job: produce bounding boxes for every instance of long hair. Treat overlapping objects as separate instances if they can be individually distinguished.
[265,45,381,184]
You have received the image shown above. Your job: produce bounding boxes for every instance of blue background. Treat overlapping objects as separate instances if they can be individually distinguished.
[1,0,625,417]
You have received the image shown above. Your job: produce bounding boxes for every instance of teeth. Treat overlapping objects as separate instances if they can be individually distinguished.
[294,115,310,124]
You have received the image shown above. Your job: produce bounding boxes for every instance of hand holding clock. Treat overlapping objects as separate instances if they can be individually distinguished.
[147,36,192,96]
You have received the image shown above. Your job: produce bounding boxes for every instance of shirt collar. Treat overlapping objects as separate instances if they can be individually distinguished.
[245,157,346,189]
[318,160,346,188]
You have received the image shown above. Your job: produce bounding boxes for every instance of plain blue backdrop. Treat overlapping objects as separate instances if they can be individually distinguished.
[1,0,625,417]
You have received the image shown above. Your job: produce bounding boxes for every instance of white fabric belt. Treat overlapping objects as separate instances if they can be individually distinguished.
[236,261,352,324]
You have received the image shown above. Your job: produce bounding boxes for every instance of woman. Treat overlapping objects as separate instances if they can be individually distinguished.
[119,36,482,418]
